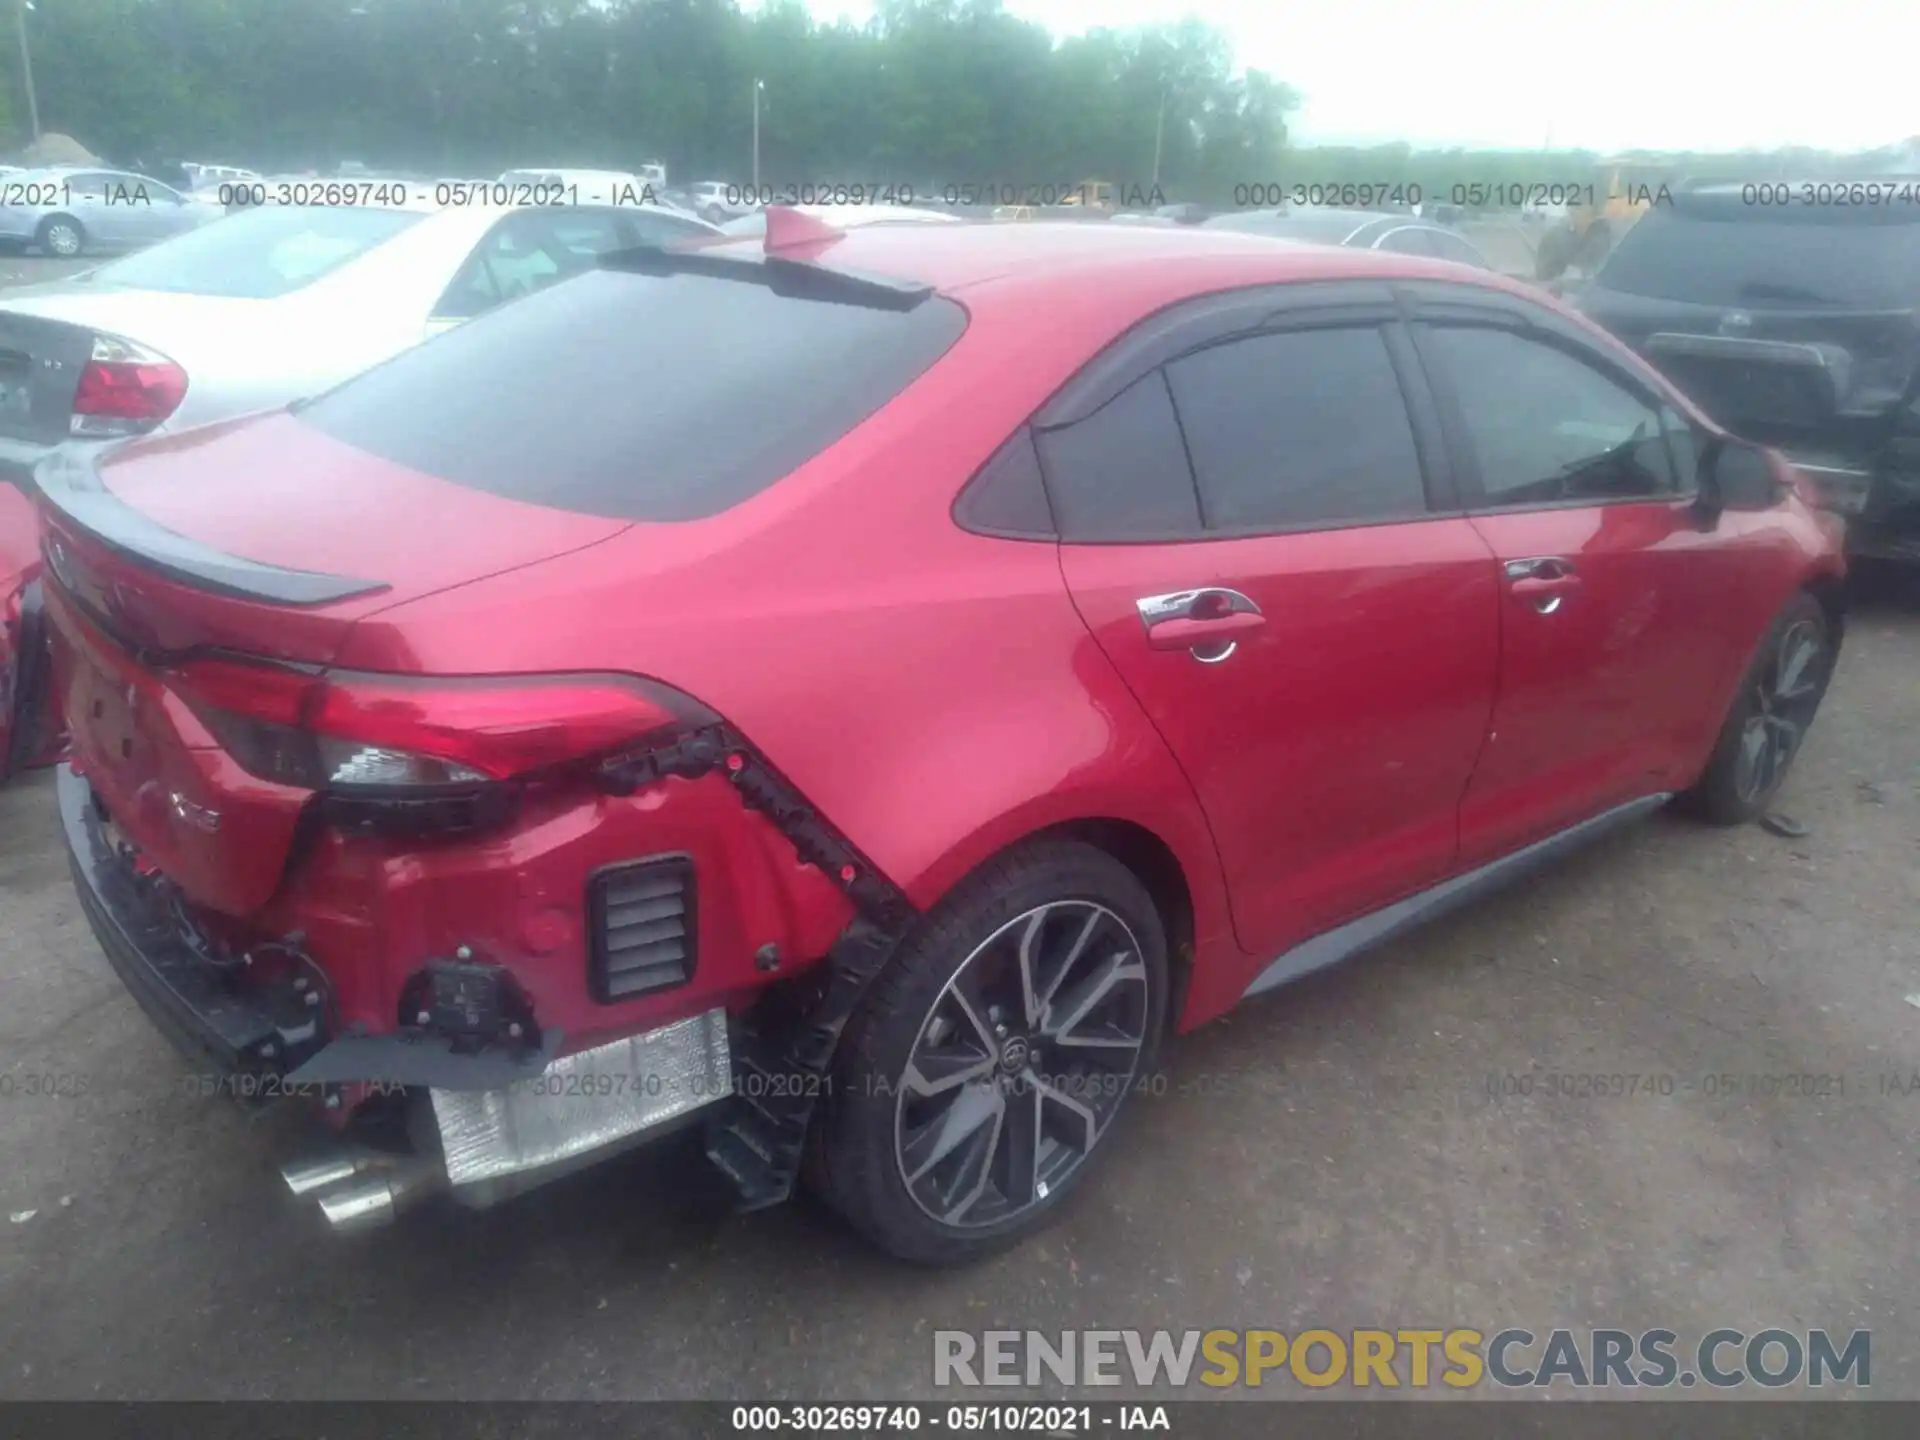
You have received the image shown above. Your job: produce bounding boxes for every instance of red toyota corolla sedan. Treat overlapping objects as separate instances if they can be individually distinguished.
[34,211,1845,1264]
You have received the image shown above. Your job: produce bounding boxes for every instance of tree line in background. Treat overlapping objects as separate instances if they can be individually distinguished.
[0,0,1294,197]
[0,0,1911,204]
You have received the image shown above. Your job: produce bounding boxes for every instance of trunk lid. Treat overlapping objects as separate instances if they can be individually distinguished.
[37,413,632,914]
[0,285,290,443]
[0,307,99,445]
[38,411,632,663]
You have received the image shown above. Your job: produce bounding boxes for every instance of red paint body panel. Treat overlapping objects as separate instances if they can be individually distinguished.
[1,481,39,773]
[35,225,1847,1097]
[2,480,61,776]
[1057,521,1502,1007]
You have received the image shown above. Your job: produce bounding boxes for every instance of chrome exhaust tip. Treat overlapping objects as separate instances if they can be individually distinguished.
[280,1152,382,1198]
[282,1149,448,1234]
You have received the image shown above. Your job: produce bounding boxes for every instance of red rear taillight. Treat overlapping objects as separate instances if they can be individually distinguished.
[172,659,717,797]
[71,335,188,437]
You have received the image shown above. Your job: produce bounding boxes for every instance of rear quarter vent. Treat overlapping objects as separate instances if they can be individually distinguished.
[588,855,696,1002]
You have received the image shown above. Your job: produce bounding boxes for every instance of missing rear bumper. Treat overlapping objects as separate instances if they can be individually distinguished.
[281,1009,735,1229]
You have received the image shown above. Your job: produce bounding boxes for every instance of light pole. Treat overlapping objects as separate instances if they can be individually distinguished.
[1151,84,1169,188]
[15,0,39,143]
[752,78,764,191]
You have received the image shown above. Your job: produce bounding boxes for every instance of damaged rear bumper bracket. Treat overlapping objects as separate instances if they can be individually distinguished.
[596,723,921,1212]
[598,723,918,934]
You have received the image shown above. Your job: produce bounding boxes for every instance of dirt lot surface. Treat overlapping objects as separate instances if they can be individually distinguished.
[0,244,1915,1401]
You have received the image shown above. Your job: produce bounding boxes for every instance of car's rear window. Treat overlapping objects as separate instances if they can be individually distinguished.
[85,206,424,299]
[1599,203,1920,309]
[301,266,968,522]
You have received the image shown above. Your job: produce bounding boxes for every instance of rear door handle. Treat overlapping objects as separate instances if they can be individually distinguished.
[1135,588,1265,662]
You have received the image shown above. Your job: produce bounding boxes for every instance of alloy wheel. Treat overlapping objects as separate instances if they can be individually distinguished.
[45,223,80,257]
[893,900,1151,1229]
[1734,617,1826,804]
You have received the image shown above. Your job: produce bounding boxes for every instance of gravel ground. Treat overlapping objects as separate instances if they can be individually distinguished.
[0,245,1915,1402]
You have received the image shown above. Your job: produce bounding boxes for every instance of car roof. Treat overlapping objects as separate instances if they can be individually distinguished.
[1203,208,1408,242]
[502,167,642,183]
[1670,179,1920,221]
[703,218,1517,304]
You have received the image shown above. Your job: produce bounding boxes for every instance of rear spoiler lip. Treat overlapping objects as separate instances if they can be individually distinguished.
[28,443,389,608]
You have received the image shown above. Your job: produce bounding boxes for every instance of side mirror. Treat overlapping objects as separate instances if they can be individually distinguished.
[1696,437,1782,523]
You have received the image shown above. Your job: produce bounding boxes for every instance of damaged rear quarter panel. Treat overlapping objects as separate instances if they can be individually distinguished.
[335,295,1242,1027]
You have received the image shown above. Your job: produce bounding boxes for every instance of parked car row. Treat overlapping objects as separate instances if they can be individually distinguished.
[0,194,1876,1265]
[0,166,226,257]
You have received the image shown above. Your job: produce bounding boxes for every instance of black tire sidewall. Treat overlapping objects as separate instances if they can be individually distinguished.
[816,841,1170,1264]
[1685,592,1831,824]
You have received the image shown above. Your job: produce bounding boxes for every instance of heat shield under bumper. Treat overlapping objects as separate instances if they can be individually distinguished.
[432,1008,733,1205]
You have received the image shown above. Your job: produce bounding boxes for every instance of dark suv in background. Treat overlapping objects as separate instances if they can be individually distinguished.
[1572,182,1920,562]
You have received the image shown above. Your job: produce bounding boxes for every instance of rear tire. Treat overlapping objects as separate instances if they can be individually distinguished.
[1677,592,1834,825]
[36,215,85,258]
[810,840,1169,1265]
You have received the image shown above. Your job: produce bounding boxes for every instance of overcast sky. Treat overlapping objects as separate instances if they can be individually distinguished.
[798,0,1916,153]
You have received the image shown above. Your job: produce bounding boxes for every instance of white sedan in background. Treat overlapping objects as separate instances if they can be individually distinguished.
[0,196,718,484]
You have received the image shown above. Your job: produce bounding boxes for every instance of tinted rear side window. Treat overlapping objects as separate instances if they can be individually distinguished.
[302,267,967,522]
[1033,372,1202,540]
[1600,206,1920,309]
[1165,327,1427,529]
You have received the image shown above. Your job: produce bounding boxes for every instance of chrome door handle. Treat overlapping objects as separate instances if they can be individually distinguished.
[1135,587,1261,625]
[1135,588,1265,663]
[1506,557,1581,615]
[1504,556,1576,581]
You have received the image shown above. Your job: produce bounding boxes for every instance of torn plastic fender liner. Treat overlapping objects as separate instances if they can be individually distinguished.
[597,725,927,1211]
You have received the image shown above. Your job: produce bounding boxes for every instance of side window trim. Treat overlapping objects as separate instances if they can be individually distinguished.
[1380,319,1461,513]
[1035,281,1401,428]
[1409,318,1691,512]
[1656,404,1704,499]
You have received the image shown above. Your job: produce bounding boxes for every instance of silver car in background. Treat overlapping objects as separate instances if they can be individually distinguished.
[0,194,718,483]
[0,167,225,258]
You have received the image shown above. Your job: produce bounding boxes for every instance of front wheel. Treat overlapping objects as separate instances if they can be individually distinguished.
[810,841,1169,1264]
[36,215,86,258]
[1678,592,1835,825]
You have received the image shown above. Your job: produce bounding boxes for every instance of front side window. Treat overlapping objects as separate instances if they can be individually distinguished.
[1165,326,1428,530]
[1426,325,1677,507]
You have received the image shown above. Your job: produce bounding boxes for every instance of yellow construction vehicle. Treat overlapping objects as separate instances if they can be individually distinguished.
[1535,156,1681,281]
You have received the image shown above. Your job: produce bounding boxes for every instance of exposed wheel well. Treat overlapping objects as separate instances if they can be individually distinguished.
[1032,817,1196,1034]
[1806,573,1848,657]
